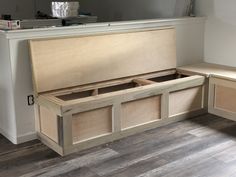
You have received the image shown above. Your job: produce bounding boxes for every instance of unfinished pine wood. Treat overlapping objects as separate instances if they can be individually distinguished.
[39,106,58,143]
[57,90,94,101]
[29,28,176,93]
[133,78,157,86]
[215,85,236,112]
[72,107,112,143]
[169,87,203,117]
[92,89,98,96]
[121,96,161,129]
[161,92,169,119]
[48,69,176,97]
[61,75,205,112]
[35,75,205,155]
[208,76,236,122]
[28,27,208,156]
[37,95,62,116]
[177,62,236,78]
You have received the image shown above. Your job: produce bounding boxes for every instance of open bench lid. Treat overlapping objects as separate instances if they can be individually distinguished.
[29,27,176,94]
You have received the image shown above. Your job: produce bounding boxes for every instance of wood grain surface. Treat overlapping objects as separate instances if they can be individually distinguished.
[29,28,176,93]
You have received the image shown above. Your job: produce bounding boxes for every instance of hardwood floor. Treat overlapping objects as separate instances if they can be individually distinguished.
[1,114,236,177]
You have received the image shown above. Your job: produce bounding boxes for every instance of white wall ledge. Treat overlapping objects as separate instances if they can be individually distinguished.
[0,17,206,39]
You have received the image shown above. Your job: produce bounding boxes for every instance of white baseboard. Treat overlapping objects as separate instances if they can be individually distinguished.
[0,127,37,144]
[0,127,17,144]
[17,132,37,144]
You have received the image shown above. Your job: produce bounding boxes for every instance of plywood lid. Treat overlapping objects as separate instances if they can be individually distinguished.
[29,28,176,94]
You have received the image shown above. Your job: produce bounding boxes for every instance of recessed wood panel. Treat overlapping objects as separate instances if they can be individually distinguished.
[29,28,176,93]
[121,96,161,129]
[72,107,112,143]
[39,106,58,143]
[169,87,203,116]
[215,85,236,113]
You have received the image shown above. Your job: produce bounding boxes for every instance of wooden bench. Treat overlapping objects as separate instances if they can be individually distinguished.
[29,27,206,155]
[178,62,236,122]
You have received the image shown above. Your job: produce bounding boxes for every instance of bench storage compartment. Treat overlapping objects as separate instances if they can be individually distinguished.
[209,75,236,121]
[29,28,206,155]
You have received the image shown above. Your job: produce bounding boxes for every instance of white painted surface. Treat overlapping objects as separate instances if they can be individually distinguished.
[0,33,17,143]
[195,0,236,67]
[0,17,205,144]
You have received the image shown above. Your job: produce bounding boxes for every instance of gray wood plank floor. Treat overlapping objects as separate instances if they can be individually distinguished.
[1,114,236,177]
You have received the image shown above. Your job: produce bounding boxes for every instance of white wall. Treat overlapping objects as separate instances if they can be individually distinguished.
[0,0,192,21]
[79,0,176,22]
[0,34,17,143]
[0,0,35,19]
[195,0,236,67]
[37,0,192,22]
